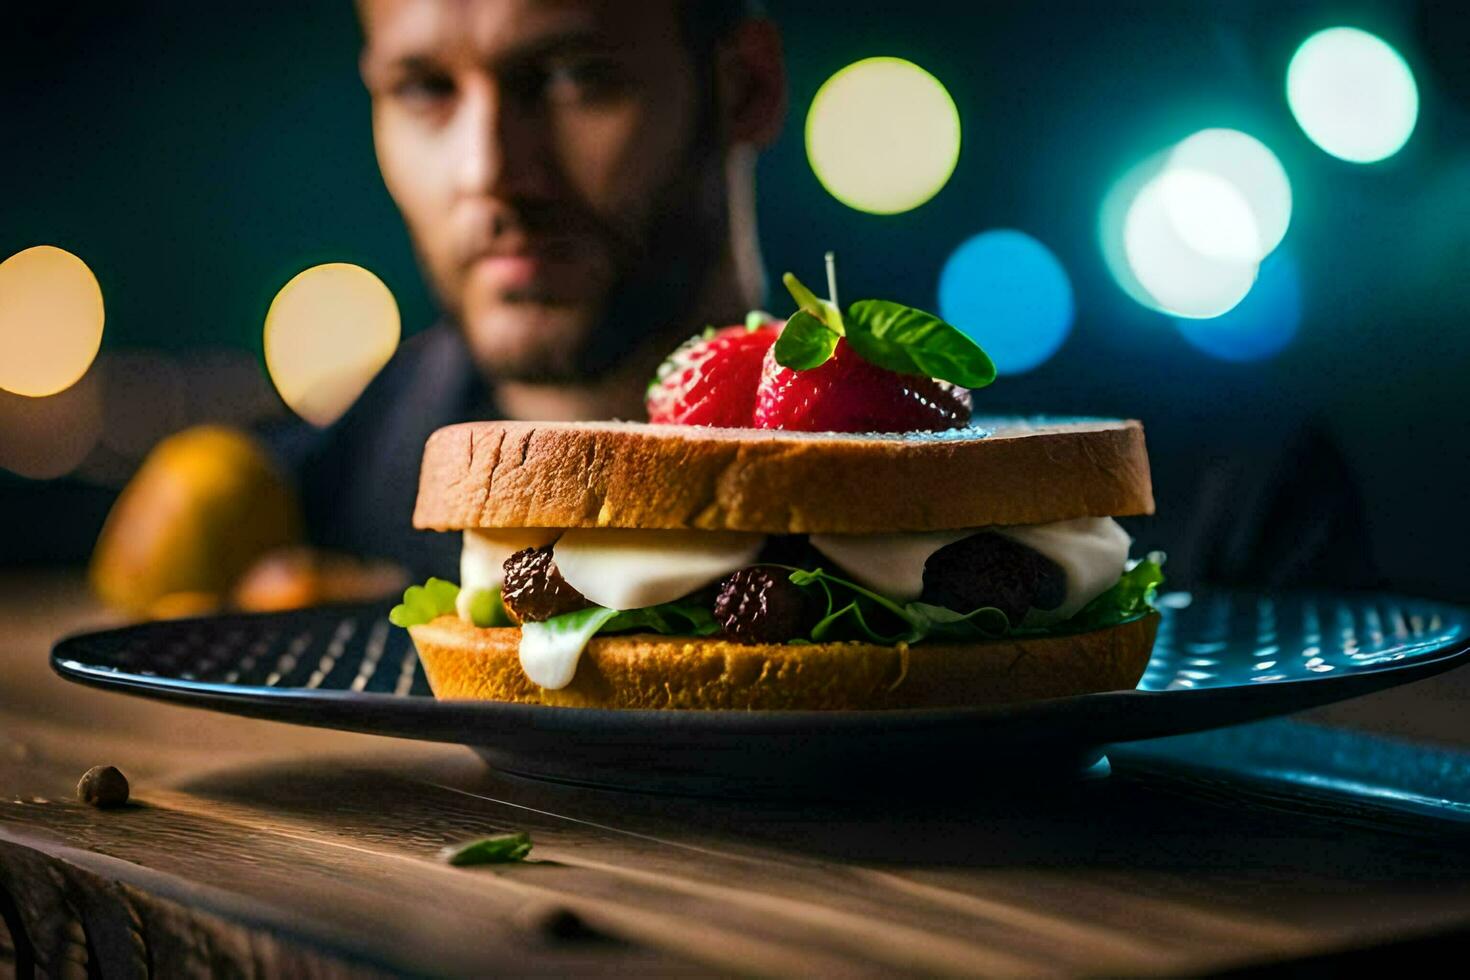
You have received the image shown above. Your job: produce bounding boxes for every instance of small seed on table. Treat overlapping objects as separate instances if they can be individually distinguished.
[77,765,129,808]
[515,902,597,942]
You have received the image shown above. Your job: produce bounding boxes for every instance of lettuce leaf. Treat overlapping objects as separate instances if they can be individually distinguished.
[389,555,1163,645]
[388,577,461,627]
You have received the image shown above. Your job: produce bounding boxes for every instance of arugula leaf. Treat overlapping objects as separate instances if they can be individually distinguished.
[781,272,845,332]
[787,567,1009,645]
[440,832,533,866]
[773,310,842,370]
[603,596,722,636]
[844,299,997,388]
[389,577,461,627]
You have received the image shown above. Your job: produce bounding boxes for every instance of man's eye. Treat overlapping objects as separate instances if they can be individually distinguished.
[392,74,456,108]
[542,58,629,104]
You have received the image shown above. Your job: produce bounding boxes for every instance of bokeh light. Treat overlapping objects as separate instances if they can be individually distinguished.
[938,230,1074,374]
[806,57,961,215]
[0,246,105,398]
[264,263,400,427]
[1173,252,1302,361]
[1168,129,1292,260]
[1287,27,1418,163]
[1123,170,1259,318]
[1101,128,1291,330]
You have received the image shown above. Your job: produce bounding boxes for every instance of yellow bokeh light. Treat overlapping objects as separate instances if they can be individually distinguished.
[806,57,962,215]
[264,263,400,428]
[0,245,106,398]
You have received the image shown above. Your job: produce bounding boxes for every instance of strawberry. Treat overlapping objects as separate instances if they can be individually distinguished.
[753,338,972,432]
[646,323,781,427]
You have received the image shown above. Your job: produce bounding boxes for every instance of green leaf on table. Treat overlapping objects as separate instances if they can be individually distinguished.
[440,832,533,866]
[844,299,997,388]
[773,310,841,370]
[389,577,461,627]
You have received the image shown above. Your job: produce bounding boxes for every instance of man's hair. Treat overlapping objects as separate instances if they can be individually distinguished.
[679,0,763,58]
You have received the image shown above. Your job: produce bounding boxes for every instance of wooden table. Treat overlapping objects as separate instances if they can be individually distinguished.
[3,573,1469,977]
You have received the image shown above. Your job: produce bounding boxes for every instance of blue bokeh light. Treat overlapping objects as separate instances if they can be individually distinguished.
[938,230,1075,375]
[1172,252,1301,362]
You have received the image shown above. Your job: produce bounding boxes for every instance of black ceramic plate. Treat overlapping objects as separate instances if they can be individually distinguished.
[52,590,1470,795]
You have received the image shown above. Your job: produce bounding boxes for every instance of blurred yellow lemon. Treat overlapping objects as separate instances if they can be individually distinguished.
[146,591,224,621]
[90,426,302,615]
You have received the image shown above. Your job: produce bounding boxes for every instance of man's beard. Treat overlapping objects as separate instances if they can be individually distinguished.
[458,138,731,387]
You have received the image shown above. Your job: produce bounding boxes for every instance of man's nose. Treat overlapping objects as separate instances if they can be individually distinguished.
[452,78,551,202]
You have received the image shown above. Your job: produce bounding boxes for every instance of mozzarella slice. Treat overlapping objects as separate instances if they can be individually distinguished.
[518,608,619,689]
[809,530,973,602]
[457,528,560,622]
[552,528,765,610]
[993,517,1132,624]
[811,518,1132,623]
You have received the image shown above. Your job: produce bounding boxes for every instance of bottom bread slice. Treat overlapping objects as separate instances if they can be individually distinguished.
[407,613,1159,710]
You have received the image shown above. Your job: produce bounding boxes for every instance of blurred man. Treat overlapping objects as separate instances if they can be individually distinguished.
[291,0,786,574]
[90,0,785,609]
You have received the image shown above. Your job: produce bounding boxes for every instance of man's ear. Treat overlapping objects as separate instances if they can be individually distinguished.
[716,18,787,148]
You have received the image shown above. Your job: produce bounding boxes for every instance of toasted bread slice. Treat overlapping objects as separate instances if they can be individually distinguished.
[408,612,1158,710]
[413,418,1153,535]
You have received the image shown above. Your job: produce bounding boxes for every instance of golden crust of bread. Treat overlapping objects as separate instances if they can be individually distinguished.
[412,419,1153,535]
[407,612,1159,710]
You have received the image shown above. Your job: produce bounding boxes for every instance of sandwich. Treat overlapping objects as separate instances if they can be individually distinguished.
[390,263,1163,710]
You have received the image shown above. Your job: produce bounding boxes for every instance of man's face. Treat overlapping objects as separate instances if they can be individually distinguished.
[360,0,720,381]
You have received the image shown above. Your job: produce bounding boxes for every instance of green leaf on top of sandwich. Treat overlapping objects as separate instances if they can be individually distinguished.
[771,270,996,390]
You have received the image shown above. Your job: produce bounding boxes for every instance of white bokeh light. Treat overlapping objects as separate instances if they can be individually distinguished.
[1168,129,1292,259]
[1123,171,1259,319]
[1287,27,1418,164]
[805,57,962,215]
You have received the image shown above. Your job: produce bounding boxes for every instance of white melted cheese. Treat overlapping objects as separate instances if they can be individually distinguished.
[810,517,1132,623]
[807,530,974,602]
[518,608,618,690]
[552,527,765,611]
[456,528,560,622]
[994,517,1132,624]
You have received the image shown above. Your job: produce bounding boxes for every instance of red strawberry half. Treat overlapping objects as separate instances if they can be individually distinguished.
[646,323,782,427]
[753,338,972,432]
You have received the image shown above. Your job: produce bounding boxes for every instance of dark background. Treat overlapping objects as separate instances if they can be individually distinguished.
[2,1,1467,599]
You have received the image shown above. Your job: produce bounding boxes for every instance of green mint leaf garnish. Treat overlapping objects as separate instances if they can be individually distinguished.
[781,272,844,333]
[389,576,461,628]
[440,832,533,866]
[844,299,997,388]
[773,310,841,370]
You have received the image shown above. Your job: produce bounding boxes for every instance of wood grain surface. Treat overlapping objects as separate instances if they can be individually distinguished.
[3,573,1470,977]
